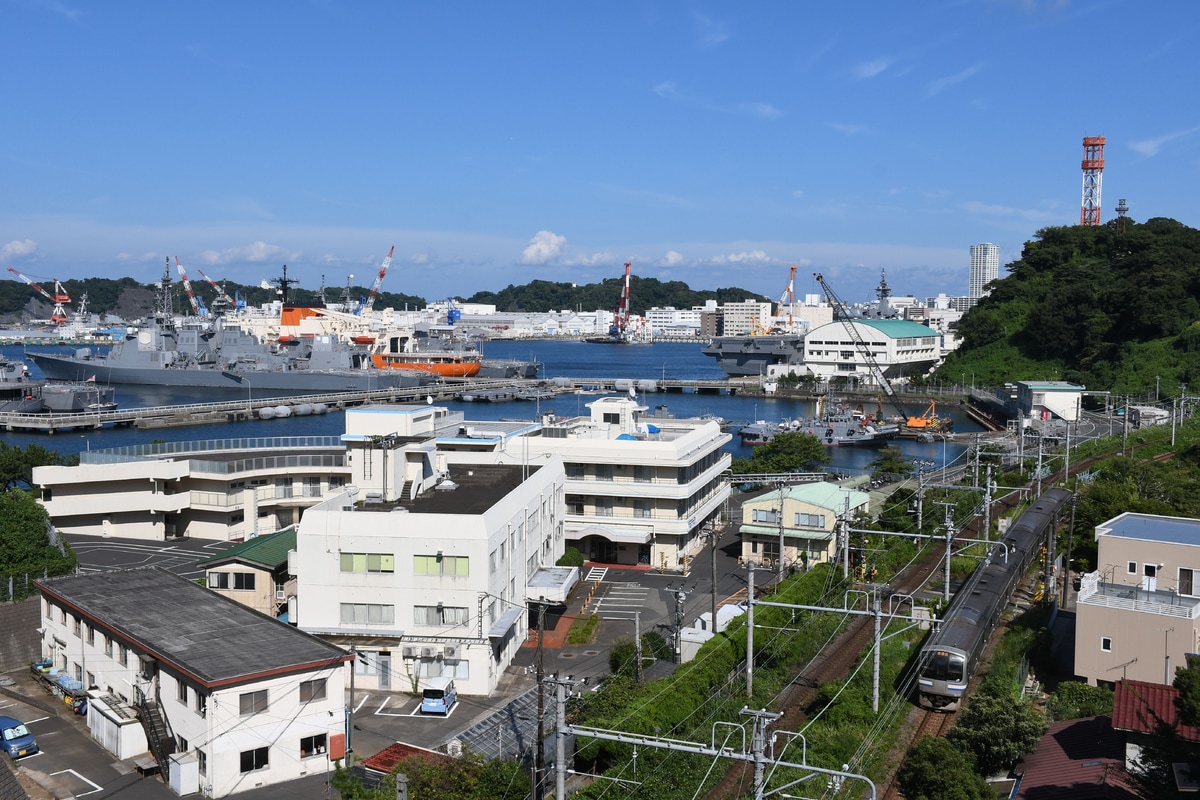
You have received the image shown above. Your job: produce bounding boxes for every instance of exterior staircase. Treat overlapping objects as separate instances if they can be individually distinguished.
[135,691,177,781]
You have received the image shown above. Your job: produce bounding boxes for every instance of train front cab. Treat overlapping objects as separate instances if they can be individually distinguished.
[918,648,967,711]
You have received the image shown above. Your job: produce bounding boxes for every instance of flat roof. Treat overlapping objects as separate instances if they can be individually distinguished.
[37,567,348,689]
[1097,513,1200,545]
[361,463,541,516]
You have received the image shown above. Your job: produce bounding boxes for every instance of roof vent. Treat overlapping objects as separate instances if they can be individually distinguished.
[435,480,459,492]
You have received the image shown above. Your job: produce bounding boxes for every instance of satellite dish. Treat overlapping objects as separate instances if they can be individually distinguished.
[426,395,434,405]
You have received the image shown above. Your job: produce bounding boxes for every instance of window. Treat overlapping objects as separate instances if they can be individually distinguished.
[300,678,327,703]
[198,750,207,776]
[752,508,780,524]
[118,646,128,667]
[104,635,113,657]
[565,463,585,479]
[303,477,322,498]
[634,465,652,483]
[568,498,584,515]
[595,464,613,481]
[177,735,189,752]
[596,498,613,517]
[414,555,468,576]
[207,572,257,590]
[177,681,188,704]
[86,671,95,688]
[1101,637,1113,652]
[1128,561,1137,574]
[239,689,269,716]
[330,476,346,489]
[354,652,378,676]
[86,625,95,646]
[1182,568,1195,597]
[301,734,327,759]
[635,499,652,519]
[72,616,81,637]
[240,747,269,773]
[414,605,469,627]
[340,603,395,625]
[795,512,826,528]
[196,693,208,718]
[340,553,396,573]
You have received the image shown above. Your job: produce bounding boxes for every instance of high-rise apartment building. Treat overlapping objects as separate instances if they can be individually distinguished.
[969,243,999,306]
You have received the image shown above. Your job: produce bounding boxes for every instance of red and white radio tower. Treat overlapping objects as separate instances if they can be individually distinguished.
[1080,136,1106,226]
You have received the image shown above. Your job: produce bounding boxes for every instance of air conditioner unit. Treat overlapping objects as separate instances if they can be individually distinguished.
[274,588,286,601]
[402,647,416,659]
[420,647,434,659]
[444,646,459,659]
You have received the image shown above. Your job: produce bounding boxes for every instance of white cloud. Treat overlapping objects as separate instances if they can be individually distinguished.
[853,59,890,79]
[830,122,867,136]
[692,12,730,47]
[662,251,685,267]
[653,81,678,98]
[197,240,291,265]
[712,250,773,266]
[520,230,568,264]
[791,189,805,199]
[1,239,38,260]
[1129,127,1200,157]
[739,102,783,120]
[926,64,982,97]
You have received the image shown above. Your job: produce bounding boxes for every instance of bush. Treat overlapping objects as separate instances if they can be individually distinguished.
[1048,681,1113,721]
[557,546,585,568]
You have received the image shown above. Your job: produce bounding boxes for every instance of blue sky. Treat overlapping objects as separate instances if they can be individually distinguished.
[2,0,1196,306]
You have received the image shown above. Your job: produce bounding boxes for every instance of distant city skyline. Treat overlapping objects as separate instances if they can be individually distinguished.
[2,2,1195,306]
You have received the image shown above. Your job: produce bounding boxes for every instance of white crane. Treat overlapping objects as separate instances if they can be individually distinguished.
[360,245,394,315]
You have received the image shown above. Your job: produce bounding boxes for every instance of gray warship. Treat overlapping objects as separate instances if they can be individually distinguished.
[27,263,428,394]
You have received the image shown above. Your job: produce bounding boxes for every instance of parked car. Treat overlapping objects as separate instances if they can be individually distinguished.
[0,716,38,759]
[419,677,458,715]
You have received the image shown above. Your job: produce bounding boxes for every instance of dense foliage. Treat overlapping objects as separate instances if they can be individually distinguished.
[896,735,993,800]
[0,489,76,601]
[465,276,763,316]
[1047,680,1114,721]
[945,686,1049,776]
[730,431,831,474]
[0,442,73,489]
[330,749,530,800]
[941,217,1200,395]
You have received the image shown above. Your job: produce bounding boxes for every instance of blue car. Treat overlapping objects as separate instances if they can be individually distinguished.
[0,716,38,759]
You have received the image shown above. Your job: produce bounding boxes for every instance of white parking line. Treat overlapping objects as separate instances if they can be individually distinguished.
[353,695,370,713]
[51,769,103,796]
[373,697,411,718]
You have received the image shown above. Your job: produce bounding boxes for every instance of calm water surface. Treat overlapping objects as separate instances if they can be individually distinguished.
[5,341,974,474]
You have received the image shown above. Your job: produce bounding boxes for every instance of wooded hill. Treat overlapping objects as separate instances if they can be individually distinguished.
[0,271,763,323]
[938,217,1200,397]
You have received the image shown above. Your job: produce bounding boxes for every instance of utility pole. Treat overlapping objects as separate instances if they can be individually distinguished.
[535,603,546,800]
[1036,437,1044,495]
[347,644,356,765]
[709,520,719,633]
[673,588,687,665]
[1065,479,1078,605]
[939,503,955,602]
[776,483,786,585]
[634,611,643,684]
[983,465,994,543]
[744,707,782,798]
[746,562,755,699]
[916,468,925,535]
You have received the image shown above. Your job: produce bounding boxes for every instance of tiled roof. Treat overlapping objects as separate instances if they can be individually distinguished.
[1016,716,1137,800]
[1113,679,1200,740]
[36,567,349,689]
[362,741,453,774]
[0,758,31,800]
[199,527,297,569]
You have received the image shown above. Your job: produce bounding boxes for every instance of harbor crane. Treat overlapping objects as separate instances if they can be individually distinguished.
[359,245,394,315]
[7,267,71,325]
[175,257,208,317]
[773,264,798,332]
[195,268,240,313]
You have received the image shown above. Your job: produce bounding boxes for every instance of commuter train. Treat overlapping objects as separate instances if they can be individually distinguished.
[917,487,1073,711]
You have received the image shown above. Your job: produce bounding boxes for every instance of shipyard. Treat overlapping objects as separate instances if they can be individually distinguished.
[3,4,1198,800]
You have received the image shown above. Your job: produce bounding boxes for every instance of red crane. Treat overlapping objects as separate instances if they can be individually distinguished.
[361,245,394,314]
[195,267,238,312]
[174,257,206,316]
[7,267,71,325]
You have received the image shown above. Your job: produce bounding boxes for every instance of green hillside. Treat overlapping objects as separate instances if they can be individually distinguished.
[938,217,1200,396]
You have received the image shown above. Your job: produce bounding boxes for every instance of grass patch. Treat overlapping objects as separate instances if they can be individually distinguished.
[567,613,600,644]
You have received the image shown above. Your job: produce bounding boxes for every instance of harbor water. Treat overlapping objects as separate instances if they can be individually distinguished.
[3,340,975,474]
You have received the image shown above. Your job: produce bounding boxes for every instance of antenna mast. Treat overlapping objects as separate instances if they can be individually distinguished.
[1080,136,1106,226]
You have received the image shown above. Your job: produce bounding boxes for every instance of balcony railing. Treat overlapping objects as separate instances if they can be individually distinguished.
[1077,572,1200,619]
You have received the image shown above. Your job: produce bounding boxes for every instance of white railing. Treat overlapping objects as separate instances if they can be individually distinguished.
[1077,574,1200,619]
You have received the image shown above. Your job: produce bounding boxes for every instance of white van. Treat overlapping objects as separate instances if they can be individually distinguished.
[420,677,457,715]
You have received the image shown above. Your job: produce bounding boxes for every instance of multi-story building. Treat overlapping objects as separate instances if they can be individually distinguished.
[738,483,869,570]
[720,300,774,335]
[292,460,569,698]
[1074,512,1200,687]
[199,528,297,619]
[969,243,999,307]
[36,568,349,798]
[341,397,731,570]
[32,436,348,541]
[801,319,941,385]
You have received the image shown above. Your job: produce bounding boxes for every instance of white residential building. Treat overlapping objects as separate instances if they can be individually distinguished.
[36,568,349,798]
[969,243,999,306]
[292,459,569,698]
[32,437,349,541]
[721,300,773,335]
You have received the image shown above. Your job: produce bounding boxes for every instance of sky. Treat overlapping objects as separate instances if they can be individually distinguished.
[2,0,1197,307]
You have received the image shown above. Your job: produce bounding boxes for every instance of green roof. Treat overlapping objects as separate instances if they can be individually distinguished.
[745,483,870,513]
[199,528,297,570]
[856,319,940,338]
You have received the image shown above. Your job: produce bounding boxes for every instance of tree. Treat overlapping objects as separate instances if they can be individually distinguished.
[1047,680,1114,721]
[946,687,1049,776]
[0,442,65,490]
[1174,658,1200,727]
[0,489,76,600]
[330,749,530,800]
[896,735,993,800]
[731,432,831,474]
[867,446,913,481]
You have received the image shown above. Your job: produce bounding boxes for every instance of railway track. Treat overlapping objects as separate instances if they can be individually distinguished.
[703,485,1027,800]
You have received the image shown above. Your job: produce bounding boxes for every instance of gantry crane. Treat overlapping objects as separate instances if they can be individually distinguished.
[7,267,71,325]
[195,268,239,313]
[175,257,208,317]
[360,245,394,315]
[773,264,798,332]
